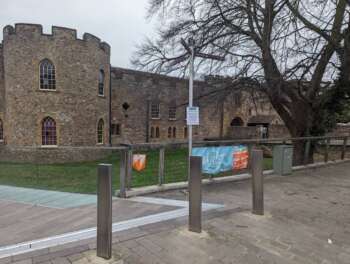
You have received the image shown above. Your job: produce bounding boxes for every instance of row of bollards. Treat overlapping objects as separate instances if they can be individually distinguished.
[96,148,264,259]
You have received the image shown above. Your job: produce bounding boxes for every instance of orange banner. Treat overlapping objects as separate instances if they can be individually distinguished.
[132,154,146,171]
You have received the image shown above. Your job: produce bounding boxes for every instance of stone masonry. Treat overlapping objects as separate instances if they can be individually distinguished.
[0,23,285,162]
[1,23,110,147]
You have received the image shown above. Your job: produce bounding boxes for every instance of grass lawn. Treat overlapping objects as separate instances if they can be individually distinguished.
[0,148,273,194]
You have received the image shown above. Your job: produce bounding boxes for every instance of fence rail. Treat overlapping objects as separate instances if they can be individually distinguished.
[0,136,348,195]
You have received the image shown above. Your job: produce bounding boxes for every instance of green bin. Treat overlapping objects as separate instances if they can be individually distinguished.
[273,145,293,175]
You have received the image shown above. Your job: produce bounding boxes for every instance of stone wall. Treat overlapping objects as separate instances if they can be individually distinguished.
[2,24,111,147]
[227,126,259,139]
[269,124,290,138]
[0,44,4,137]
[110,68,222,144]
[0,44,4,113]
[328,124,350,137]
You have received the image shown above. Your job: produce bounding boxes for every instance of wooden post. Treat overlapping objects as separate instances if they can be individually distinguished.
[119,149,127,198]
[324,138,330,163]
[189,156,202,233]
[158,147,165,185]
[251,149,264,215]
[341,137,348,160]
[97,164,112,259]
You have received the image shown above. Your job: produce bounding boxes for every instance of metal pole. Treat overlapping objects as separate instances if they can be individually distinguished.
[97,164,112,259]
[303,140,311,165]
[251,149,264,215]
[189,156,202,233]
[126,149,133,190]
[341,136,348,160]
[324,138,330,163]
[158,147,165,185]
[188,38,195,158]
[119,149,127,198]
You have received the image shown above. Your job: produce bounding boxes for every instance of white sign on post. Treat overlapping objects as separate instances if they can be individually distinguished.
[186,106,199,125]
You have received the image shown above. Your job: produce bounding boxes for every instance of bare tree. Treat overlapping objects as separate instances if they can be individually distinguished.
[133,0,350,164]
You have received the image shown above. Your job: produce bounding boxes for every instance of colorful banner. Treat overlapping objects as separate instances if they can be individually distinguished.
[132,154,147,172]
[192,145,249,174]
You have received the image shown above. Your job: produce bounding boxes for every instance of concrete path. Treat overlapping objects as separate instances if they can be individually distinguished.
[1,162,350,263]
[0,186,98,209]
[0,197,177,247]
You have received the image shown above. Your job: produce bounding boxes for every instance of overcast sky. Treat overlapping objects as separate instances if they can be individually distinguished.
[0,0,156,68]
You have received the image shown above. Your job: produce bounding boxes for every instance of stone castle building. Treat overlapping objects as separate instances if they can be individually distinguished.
[0,23,284,161]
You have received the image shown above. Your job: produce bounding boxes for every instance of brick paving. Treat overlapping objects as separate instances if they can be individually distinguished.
[3,162,350,263]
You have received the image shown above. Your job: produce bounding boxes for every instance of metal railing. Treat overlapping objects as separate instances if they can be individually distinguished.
[0,135,348,195]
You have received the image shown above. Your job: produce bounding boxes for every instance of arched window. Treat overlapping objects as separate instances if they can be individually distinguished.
[150,127,155,138]
[230,117,244,126]
[0,119,3,141]
[97,119,104,144]
[155,127,160,138]
[168,127,172,138]
[98,69,104,96]
[40,59,56,90]
[172,127,176,138]
[42,117,57,145]
[183,126,188,139]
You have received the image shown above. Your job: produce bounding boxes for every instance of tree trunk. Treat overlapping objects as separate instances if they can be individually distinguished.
[292,140,315,166]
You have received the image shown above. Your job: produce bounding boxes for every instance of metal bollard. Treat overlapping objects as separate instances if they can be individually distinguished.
[341,137,348,160]
[97,164,112,259]
[251,149,264,215]
[189,156,202,233]
[119,149,127,198]
[158,147,165,185]
[126,149,133,190]
[324,138,330,163]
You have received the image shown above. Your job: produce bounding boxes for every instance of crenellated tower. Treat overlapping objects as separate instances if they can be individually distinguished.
[1,23,111,147]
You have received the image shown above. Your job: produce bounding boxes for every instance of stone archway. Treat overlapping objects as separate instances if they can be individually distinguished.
[230,117,244,126]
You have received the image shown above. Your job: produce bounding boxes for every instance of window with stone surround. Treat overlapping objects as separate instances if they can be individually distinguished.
[98,69,105,96]
[150,126,160,138]
[168,105,176,120]
[42,117,57,146]
[40,59,56,90]
[172,127,176,138]
[183,126,188,138]
[0,119,3,141]
[168,127,172,138]
[97,119,104,144]
[151,102,160,119]
[111,123,121,136]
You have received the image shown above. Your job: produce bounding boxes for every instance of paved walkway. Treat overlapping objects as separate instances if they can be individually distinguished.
[0,196,176,247]
[1,162,350,263]
[0,186,98,209]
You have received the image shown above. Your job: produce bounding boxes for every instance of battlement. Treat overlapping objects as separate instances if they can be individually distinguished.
[3,23,110,54]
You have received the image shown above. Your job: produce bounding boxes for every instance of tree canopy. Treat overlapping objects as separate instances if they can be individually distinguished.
[133,0,350,162]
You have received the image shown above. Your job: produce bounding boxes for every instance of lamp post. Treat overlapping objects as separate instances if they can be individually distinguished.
[181,37,225,176]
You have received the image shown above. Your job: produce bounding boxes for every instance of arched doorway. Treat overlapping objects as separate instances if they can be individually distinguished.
[230,117,244,126]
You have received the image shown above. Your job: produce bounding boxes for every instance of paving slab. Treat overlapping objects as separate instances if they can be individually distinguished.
[0,197,177,247]
[51,162,350,263]
[2,162,350,263]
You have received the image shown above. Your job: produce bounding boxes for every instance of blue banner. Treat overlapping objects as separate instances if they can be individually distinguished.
[192,145,248,174]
